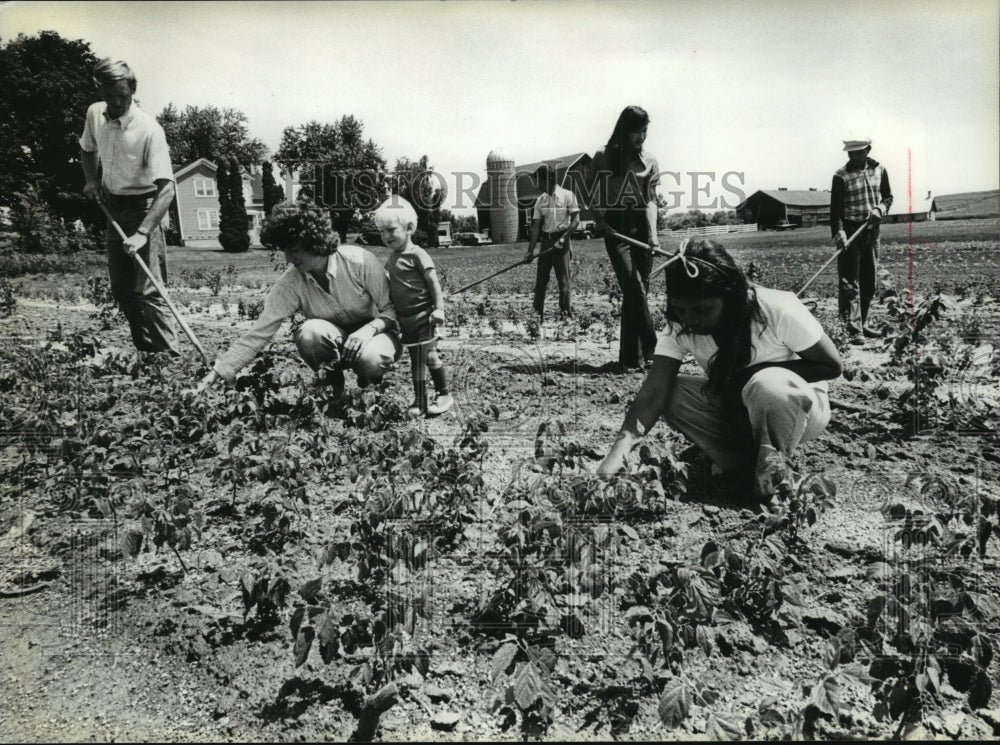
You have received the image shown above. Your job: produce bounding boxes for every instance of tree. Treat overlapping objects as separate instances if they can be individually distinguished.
[0,31,101,229]
[215,158,231,227]
[390,155,448,246]
[451,214,478,234]
[656,193,670,233]
[710,209,739,225]
[261,161,284,216]
[218,157,249,253]
[664,209,713,231]
[157,104,266,169]
[273,116,387,241]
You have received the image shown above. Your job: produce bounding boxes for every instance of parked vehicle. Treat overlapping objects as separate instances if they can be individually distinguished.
[437,223,453,248]
[457,232,492,246]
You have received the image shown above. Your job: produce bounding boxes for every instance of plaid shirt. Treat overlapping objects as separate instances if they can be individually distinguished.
[830,158,893,235]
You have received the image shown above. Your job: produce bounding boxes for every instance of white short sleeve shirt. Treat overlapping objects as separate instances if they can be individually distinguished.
[654,286,828,392]
[79,102,174,195]
[532,185,580,232]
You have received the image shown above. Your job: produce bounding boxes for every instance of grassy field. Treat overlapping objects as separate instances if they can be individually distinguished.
[3,213,1000,742]
[935,189,1000,220]
[160,216,1000,300]
[8,216,999,320]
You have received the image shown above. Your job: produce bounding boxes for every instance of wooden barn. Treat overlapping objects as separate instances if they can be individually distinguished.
[737,188,831,229]
[475,152,596,240]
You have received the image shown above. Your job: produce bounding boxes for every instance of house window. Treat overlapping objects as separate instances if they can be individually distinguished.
[193,178,217,197]
[196,209,219,231]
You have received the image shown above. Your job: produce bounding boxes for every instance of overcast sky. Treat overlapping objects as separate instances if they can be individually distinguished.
[2,0,997,215]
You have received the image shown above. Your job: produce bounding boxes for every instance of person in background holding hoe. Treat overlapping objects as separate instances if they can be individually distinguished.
[375,197,454,418]
[80,58,178,358]
[186,200,401,399]
[524,164,580,323]
[830,137,893,343]
[583,105,662,372]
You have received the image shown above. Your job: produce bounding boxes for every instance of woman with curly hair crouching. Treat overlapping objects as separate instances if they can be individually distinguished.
[187,200,402,399]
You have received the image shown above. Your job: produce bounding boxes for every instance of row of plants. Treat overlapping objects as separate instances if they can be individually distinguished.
[4,265,997,740]
[276,405,495,739]
[469,420,688,737]
[798,472,998,740]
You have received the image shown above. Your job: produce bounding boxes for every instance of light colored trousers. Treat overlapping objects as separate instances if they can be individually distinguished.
[662,370,831,496]
[294,318,401,385]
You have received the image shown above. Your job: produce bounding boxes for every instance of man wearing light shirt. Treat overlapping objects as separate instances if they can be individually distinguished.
[188,200,402,399]
[79,58,177,355]
[524,164,580,322]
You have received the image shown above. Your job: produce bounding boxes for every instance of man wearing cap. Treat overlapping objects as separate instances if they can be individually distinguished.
[830,138,893,340]
[80,58,178,356]
[525,164,580,322]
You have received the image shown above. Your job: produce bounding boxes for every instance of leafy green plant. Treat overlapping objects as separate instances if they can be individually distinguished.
[237,297,263,321]
[623,561,720,683]
[206,269,224,295]
[489,637,559,738]
[656,675,726,732]
[884,290,949,366]
[703,537,804,634]
[0,277,18,317]
[861,559,994,737]
[126,484,204,573]
[758,446,836,543]
[288,599,429,741]
[745,644,874,740]
[246,440,311,554]
[240,565,291,631]
[86,275,123,329]
[848,475,998,737]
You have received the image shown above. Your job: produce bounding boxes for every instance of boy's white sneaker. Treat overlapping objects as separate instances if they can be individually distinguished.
[407,400,427,418]
[427,393,454,416]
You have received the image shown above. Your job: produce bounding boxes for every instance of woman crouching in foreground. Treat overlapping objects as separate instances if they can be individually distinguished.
[597,239,842,502]
[187,200,401,399]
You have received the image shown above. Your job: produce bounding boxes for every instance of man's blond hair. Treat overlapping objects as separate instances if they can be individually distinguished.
[93,58,137,91]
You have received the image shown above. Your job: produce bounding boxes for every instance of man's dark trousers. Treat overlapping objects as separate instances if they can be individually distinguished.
[533,233,572,318]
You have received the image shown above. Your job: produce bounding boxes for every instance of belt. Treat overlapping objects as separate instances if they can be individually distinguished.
[541,230,567,238]
[106,191,157,203]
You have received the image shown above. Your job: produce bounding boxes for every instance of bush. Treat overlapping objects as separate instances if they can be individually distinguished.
[218,158,250,253]
[164,223,182,246]
[0,187,99,277]
[412,229,431,248]
[358,223,383,247]
[0,278,18,318]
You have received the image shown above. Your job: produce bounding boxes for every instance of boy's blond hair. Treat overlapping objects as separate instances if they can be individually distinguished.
[373,196,418,231]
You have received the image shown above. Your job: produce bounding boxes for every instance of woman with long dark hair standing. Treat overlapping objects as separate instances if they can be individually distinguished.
[585,105,661,371]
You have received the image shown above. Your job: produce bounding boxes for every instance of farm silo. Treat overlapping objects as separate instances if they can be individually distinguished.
[486,149,519,244]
